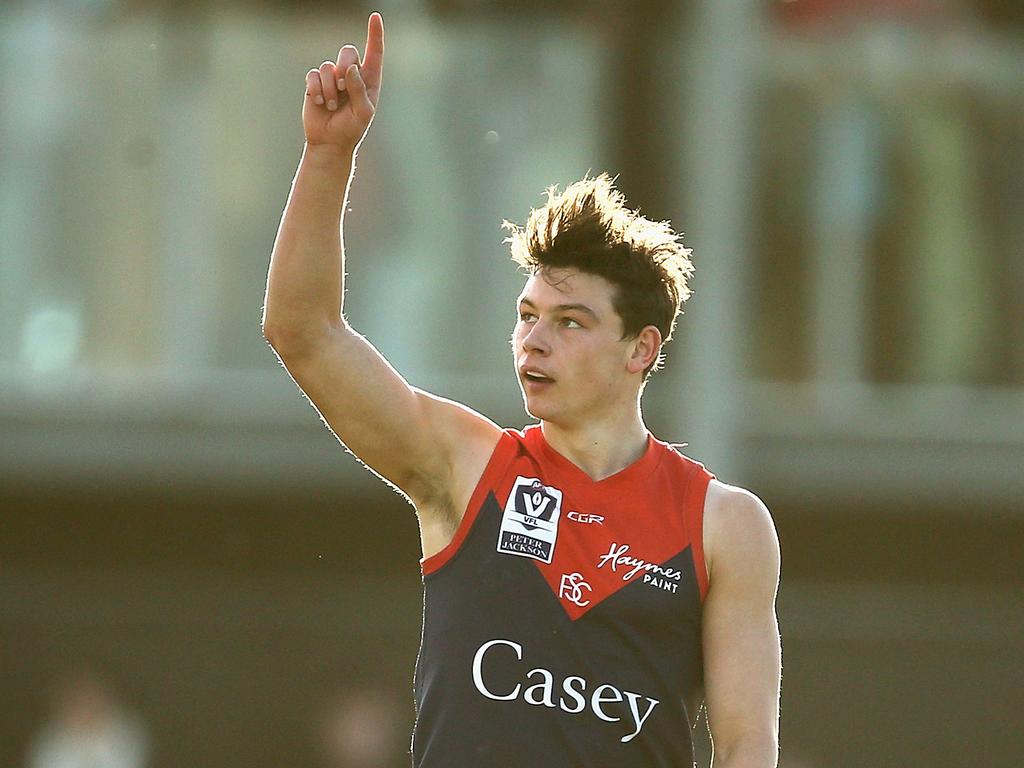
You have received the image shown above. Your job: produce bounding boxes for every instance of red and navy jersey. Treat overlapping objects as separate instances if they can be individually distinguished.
[412,425,715,768]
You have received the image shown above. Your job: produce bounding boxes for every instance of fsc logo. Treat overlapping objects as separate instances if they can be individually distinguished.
[497,477,563,563]
[558,572,592,607]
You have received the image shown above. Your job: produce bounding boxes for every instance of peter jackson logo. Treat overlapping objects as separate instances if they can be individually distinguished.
[496,477,563,564]
[597,543,683,593]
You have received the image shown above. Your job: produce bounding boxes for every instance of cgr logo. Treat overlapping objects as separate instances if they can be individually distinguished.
[558,572,592,607]
[568,510,604,525]
[497,477,563,563]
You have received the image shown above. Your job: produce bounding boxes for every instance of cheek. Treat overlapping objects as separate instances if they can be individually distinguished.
[579,343,621,381]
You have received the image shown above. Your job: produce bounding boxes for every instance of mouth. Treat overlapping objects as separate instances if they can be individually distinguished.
[520,368,556,387]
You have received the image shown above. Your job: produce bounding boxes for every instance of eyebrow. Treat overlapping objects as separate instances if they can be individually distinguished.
[518,297,599,319]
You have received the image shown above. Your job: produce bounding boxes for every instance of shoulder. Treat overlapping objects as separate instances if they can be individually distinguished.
[410,404,508,560]
[703,480,780,588]
[403,391,505,504]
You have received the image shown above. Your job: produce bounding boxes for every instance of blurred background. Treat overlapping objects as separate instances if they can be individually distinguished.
[1,0,1022,765]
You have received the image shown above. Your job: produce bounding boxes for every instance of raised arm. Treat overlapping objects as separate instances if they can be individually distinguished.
[701,481,782,768]
[261,13,500,514]
[262,13,385,338]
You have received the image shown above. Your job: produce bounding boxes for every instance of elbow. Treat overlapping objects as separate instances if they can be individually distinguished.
[260,307,284,344]
[262,318,348,359]
[261,321,292,352]
[262,321,322,359]
[262,319,286,344]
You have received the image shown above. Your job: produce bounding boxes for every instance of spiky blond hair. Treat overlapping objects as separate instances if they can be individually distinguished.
[502,173,694,377]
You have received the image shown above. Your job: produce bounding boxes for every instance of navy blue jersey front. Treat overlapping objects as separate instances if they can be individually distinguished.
[412,425,714,768]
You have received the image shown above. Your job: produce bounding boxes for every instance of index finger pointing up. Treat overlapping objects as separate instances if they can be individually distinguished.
[360,12,385,102]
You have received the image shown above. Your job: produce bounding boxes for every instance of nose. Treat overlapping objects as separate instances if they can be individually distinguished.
[521,318,550,355]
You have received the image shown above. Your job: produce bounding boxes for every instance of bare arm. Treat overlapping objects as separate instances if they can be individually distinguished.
[262,13,500,504]
[701,480,782,768]
[263,14,383,338]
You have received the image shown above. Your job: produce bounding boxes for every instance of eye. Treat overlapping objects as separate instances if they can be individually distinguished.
[519,311,537,322]
[561,317,582,328]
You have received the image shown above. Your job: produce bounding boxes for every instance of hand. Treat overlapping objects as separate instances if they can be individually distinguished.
[302,12,384,154]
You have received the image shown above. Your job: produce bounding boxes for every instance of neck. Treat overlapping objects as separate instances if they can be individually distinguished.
[540,407,649,482]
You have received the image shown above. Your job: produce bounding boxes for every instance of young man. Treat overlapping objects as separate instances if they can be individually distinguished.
[262,12,781,768]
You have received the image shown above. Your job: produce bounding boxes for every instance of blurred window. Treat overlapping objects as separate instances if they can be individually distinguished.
[0,4,607,397]
[752,0,1024,386]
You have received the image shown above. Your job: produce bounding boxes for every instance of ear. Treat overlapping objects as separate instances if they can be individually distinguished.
[626,326,663,375]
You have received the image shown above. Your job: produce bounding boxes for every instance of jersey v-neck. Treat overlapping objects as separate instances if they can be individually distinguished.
[524,423,664,505]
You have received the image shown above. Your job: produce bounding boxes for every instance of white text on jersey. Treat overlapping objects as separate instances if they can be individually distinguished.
[471,638,660,744]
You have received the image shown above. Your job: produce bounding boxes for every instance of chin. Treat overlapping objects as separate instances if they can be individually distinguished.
[525,399,571,426]
[521,394,551,422]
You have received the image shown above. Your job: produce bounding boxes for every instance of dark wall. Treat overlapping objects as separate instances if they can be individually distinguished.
[3,480,1023,767]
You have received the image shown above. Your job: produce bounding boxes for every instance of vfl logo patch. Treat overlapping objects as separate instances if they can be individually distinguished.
[497,476,563,563]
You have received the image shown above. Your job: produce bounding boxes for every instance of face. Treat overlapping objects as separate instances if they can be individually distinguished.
[512,267,648,427]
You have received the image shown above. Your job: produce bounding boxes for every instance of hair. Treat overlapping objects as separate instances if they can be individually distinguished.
[502,172,694,378]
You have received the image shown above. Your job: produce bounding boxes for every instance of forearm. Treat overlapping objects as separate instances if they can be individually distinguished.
[262,142,356,346]
[711,734,778,768]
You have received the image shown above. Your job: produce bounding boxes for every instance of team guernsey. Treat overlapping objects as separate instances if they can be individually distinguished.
[412,424,715,767]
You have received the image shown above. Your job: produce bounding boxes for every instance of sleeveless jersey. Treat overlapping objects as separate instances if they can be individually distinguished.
[411,425,715,768]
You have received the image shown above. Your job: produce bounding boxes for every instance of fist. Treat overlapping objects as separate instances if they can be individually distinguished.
[303,12,384,152]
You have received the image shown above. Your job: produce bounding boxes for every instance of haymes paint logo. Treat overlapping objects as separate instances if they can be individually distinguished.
[496,477,563,563]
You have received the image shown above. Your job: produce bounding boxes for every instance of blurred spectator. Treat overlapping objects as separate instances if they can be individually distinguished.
[26,667,149,768]
[315,685,404,768]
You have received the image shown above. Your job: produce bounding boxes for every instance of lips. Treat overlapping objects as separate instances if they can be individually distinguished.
[520,366,555,384]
